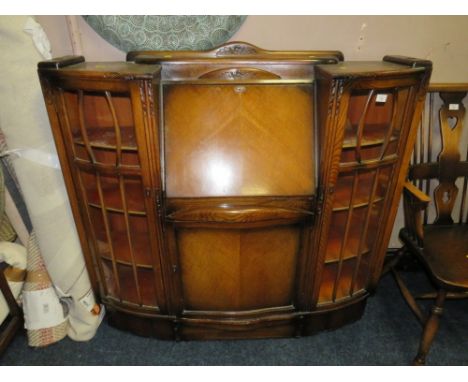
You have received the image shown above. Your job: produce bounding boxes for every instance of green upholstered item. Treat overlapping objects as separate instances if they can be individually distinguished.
[82,16,247,52]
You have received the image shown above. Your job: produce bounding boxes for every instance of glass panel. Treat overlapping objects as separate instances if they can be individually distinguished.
[318,255,370,304]
[341,145,383,163]
[333,168,393,211]
[341,87,411,164]
[92,147,117,165]
[89,208,152,266]
[346,90,394,142]
[164,84,315,197]
[350,254,371,295]
[326,207,370,263]
[326,166,392,264]
[128,216,153,266]
[60,88,157,308]
[365,200,386,248]
[392,87,411,134]
[137,268,158,307]
[121,152,140,167]
[101,260,158,307]
[117,264,137,303]
[101,258,119,300]
[81,92,135,147]
[62,90,139,167]
[80,171,146,213]
[88,206,106,244]
[101,263,158,307]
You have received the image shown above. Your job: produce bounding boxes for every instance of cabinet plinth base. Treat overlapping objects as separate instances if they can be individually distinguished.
[105,297,368,340]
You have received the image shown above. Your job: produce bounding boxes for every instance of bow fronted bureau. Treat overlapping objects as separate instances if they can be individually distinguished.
[38,42,431,339]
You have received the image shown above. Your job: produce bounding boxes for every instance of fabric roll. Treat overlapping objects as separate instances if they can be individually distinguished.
[0,15,102,343]
[1,126,32,244]
[0,129,21,190]
[0,161,25,326]
[22,231,68,347]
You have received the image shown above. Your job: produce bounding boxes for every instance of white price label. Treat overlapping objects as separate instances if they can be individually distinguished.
[79,288,96,312]
[449,104,459,110]
[376,94,388,103]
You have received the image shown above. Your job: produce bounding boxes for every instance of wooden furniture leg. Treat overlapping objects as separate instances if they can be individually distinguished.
[413,289,447,365]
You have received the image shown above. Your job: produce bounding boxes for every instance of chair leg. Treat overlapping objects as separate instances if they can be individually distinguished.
[413,289,447,366]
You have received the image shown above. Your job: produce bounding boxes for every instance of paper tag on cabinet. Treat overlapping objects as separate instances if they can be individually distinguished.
[376,94,388,103]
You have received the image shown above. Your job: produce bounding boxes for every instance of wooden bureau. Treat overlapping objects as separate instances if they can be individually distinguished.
[38,42,431,340]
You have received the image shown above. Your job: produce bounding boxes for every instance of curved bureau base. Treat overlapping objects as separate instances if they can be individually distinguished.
[105,296,368,340]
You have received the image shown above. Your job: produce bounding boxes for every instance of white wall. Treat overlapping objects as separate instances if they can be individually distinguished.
[37,16,468,82]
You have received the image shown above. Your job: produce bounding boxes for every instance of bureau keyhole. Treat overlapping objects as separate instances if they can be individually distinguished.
[234,86,246,93]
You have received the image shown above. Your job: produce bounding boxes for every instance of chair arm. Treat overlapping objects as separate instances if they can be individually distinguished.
[402,181,431,243]
[0,261,21,317]
[404,182,431,204]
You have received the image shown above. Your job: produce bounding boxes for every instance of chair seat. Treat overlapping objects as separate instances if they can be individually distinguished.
[422,225,468,290]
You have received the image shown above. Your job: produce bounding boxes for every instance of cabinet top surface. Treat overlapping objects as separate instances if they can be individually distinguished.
[317,61,425,78]
[40,61,161,79]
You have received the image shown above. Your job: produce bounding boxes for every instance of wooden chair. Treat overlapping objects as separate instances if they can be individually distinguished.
[0,261,23,356]
[392,85,468,365]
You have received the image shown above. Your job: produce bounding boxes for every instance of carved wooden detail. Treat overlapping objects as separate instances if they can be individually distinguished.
[199,67,281,80]
[215,42,259,56]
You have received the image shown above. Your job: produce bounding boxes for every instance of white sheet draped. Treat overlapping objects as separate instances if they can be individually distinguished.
[0,15,102,342]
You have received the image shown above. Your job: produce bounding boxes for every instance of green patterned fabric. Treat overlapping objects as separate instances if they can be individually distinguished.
[83,16,247,52]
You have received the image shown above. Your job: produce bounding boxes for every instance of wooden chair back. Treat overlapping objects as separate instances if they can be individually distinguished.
[408,86,468,225]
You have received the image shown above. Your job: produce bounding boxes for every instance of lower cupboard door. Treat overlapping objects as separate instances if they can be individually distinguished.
[173,225,304,313]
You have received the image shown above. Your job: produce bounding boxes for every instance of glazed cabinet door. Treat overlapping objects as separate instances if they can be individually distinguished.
[313,60,431,307]
[39,62,167,314]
